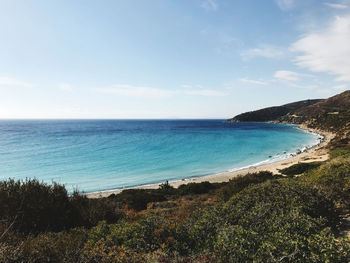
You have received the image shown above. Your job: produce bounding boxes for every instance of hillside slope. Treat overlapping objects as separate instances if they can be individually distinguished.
[229,90,350,132]
[228,99,322,122]
[280,90,350,131]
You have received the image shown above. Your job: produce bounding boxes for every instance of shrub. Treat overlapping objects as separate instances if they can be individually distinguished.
[0,179,77,234]
[222,179,339,231]
[279,162,322,176]
[177,181,216,196]
[174,178,344,261]
[81,242,146,263]
[110,189,167,211]
[215,226,350,262]
[0,179,124,235]
[218,171,281,201]
[175,206,222,255]
[0,228,87,263]
[70,193,124,227]
[88,213,173,253]
[329,148,350,159]
[301,157,350,210]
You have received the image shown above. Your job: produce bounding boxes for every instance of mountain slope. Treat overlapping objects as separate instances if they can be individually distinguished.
[280,90,350,131]
[228,99,323,122]
[229,90,350,132]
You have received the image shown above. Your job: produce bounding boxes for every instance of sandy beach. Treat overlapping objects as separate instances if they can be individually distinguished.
[86,125,335,198]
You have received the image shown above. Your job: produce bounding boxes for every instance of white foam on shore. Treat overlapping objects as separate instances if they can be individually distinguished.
[220,126,322,174]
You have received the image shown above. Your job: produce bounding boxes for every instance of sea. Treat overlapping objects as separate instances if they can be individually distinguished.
[0,119,321,193]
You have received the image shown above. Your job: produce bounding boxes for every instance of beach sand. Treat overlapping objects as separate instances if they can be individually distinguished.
[86,126,335,198]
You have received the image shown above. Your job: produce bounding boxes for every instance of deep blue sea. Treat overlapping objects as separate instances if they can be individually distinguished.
[0,120,320,193]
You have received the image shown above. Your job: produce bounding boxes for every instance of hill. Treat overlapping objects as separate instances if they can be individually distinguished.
[228,99,322,122]
[280,90,350,131]
[229,90,350,132]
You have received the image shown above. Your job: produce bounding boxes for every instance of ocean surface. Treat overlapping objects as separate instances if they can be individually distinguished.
[0,120,321,193]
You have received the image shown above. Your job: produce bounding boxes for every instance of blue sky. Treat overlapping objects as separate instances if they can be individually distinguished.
[0,0,350,118]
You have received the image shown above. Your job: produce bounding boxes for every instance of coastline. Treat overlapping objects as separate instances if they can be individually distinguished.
[86,125,335,199]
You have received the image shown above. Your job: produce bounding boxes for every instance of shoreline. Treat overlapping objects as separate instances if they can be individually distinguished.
[85,124,335,198]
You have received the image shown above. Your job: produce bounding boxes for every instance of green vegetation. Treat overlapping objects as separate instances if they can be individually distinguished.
[330,147,350,159]
[228,99,322,122]
[229,90,350,133]
[218,171,283,201]
[2,90,350,262]
[1,154,350,262]
[279,162,322,176]
[107,181,223,211]
[0,179,125,235]
[279,90,350,131]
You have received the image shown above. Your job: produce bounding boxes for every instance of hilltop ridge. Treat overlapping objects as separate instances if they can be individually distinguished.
[228,99,322,122]
[229,90,350,132]
[280,90,350,131]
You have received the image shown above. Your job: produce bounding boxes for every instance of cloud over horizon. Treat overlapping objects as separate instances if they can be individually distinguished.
[58,83,73,92]
[201,0,218,11]
[274,70,304,81]
[324,2,348,9]
[292,15,350,82]
[0,76,35,88]
[275,0,295,11]
[96,84,226,99]
[240,45,286,61]
[239,78,267,85]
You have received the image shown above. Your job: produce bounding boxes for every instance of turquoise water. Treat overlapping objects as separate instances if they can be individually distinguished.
[0,120,320,193]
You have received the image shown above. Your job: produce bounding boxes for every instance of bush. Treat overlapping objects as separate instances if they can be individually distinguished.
[301,157,350,210]
[218,171,281,201]
[88,213,174,253]
[81,242,146,263]
[222,179,339,231]
[0,179,124,235]
[329,147,350,159]
[110,189,167,211]
[107,181,223,211]
[175,178,346,261]
[174,206,222,255]
[215,225,350,263]
[177,181,217,196]
[0,179,77,234]
[0,228,87,263]
[70,193,124,227]
[279,162,322,176]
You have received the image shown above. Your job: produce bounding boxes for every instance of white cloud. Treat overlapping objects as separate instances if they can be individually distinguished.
[274,70,303,81]
[180,84,203,89]
[292,15,350,82]
[272,70,319,89]
[239,78,267,85]
[332,84,348,91]
[275,0,295,11]
[96,84,226,99]
[0,76,34,88]
[240,45,286,61]
[201,0,218,11]
[324,2,348,9]
[181,89,226,96]
[58,83,73,92]
[316,88,336,95]
[97,85,173,99]
[215,34,243,55]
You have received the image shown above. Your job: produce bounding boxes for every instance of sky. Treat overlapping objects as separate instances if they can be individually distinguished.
[0,0,350,119]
